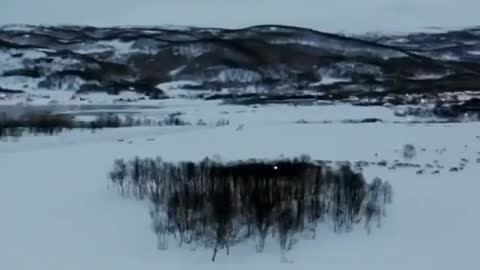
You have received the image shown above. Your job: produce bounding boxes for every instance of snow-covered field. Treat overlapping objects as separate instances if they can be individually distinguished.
[1,100,479,269]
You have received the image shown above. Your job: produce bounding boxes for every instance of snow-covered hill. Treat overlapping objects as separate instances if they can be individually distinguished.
[2,24,480,117]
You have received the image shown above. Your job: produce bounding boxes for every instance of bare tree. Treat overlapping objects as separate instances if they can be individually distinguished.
[403,144,417,160]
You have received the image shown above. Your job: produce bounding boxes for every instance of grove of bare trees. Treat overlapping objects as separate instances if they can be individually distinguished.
[109,155,393,262]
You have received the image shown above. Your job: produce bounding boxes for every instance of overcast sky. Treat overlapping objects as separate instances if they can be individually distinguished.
[1,0,479,33]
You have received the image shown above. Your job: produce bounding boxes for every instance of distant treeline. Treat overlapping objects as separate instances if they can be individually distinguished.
[109,155,393,262]
[0,112,74,138]
[0,112,228,140]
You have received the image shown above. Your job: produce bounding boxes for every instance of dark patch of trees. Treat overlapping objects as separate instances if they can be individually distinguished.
[86,113,191,128]
[215,119,230,127]
[0,111,74,139]
[160,114,191,126]
[0,112,192,140]
[0,112,131,140]
[76,80,167,99]
[0,87,25,94]
[109,155,393,262]
[2,68,42,78]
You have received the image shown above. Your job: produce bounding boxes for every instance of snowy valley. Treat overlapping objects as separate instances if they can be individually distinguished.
[1,24,480,270]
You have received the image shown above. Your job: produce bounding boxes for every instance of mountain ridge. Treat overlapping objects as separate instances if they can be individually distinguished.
[1,24,480,106]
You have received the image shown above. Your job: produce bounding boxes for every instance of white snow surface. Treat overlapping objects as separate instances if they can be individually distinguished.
[75,40,142,57]
[215,68,262,83]
[410,73,451,80]
[467,50,480,55]
[310,77,351,86]
[1,101,480,269]
[0,50,26,74]
[0,76,42,90]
